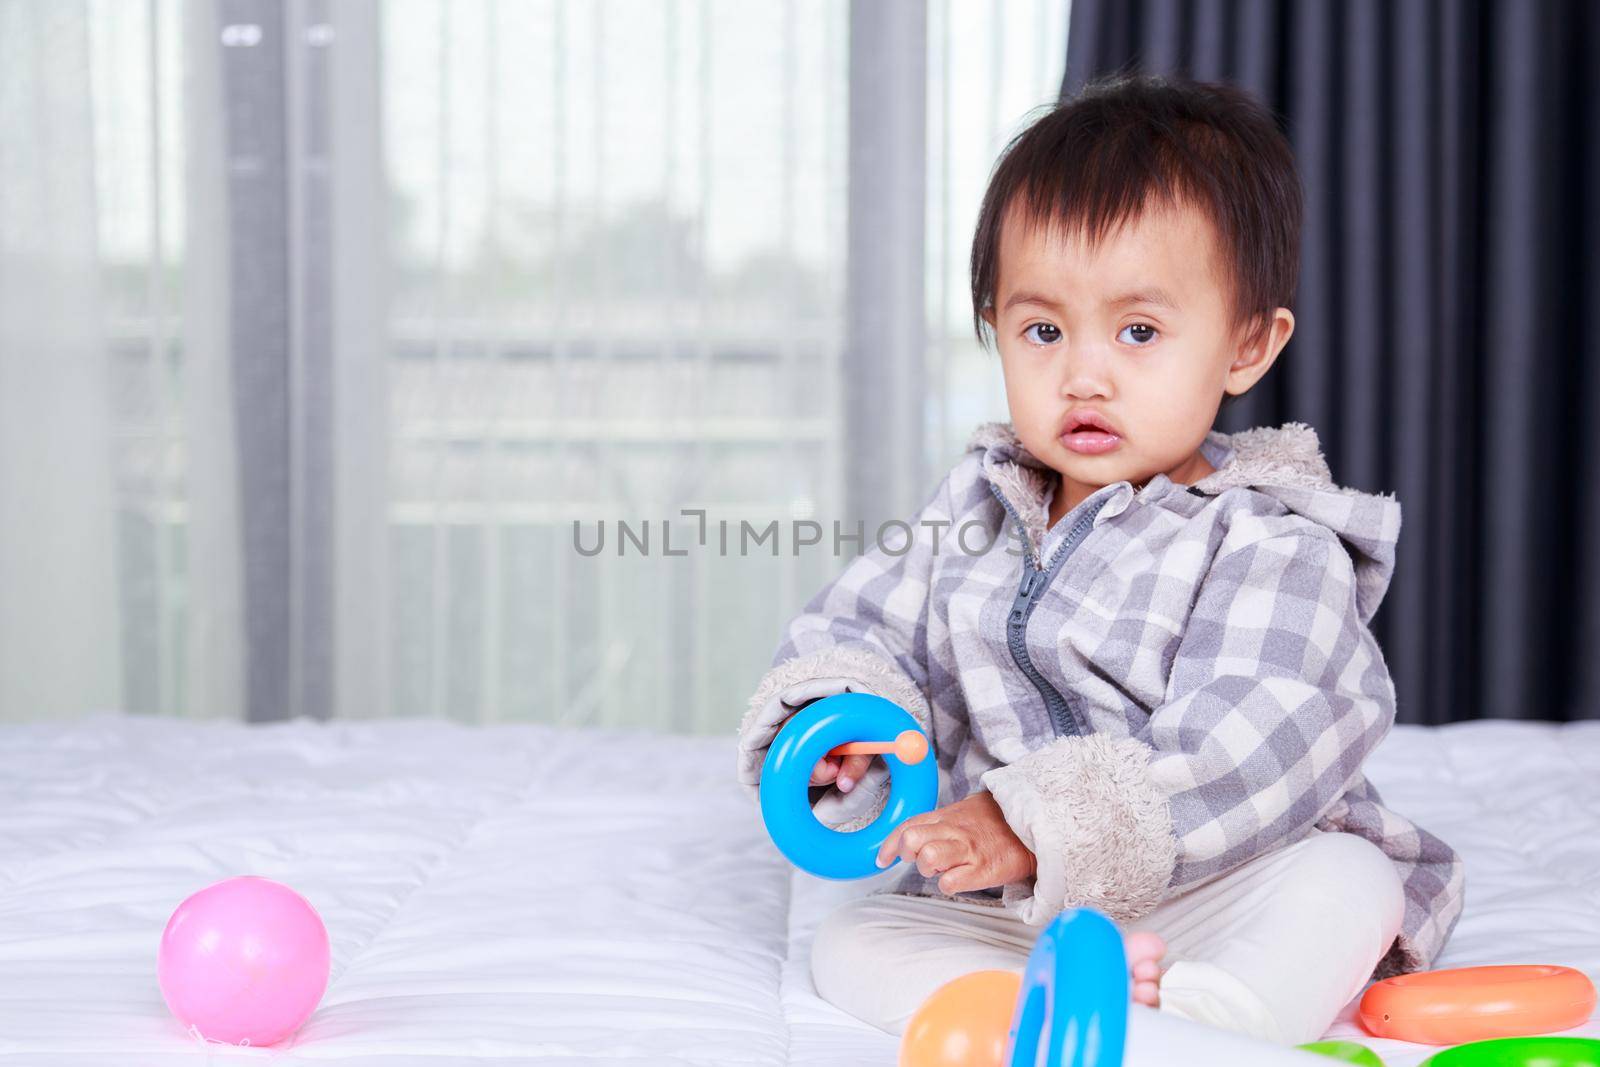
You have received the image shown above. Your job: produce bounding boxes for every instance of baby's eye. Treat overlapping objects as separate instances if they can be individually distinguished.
[1117,323,1158,346]
[1023,323,1061,346]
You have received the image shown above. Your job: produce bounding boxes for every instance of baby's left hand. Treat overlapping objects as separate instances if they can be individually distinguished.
[876,791,1036,895]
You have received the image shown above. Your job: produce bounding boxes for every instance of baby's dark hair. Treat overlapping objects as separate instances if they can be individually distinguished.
[970,74,1302,347]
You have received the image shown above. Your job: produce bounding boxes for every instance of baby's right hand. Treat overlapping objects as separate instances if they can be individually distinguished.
[743,675,883,795]
[811,751,876,794]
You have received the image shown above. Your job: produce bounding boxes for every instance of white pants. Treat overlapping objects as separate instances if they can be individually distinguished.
[810,831,1405,1047]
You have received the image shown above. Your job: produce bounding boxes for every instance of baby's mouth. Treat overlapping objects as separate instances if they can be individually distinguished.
[1061,428,1123,455]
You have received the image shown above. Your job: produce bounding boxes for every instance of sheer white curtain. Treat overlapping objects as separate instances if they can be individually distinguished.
[0,3,122,720]
[0,0,1068,730]
[353,0,851,728]
[0,0,246,723]
[1,0,249,722]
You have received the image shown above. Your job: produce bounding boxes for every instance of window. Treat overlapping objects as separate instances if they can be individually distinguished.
[75,0,1068,729]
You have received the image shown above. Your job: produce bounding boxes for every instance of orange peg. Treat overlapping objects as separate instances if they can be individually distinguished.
[829,729,929,765]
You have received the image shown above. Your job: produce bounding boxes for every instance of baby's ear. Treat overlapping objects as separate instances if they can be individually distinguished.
[1226,307,1294,394]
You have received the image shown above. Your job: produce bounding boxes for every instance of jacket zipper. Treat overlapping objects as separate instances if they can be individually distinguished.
[988,481,1110,737]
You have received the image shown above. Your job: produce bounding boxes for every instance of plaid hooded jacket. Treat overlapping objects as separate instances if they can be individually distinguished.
[737,420,1463,980]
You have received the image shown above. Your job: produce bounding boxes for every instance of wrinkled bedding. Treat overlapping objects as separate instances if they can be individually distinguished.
[0,716,1595,1065]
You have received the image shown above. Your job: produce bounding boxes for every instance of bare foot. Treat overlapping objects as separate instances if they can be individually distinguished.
[1125,930,1166,1007]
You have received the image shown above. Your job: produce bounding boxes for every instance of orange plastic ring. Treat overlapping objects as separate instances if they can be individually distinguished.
[1359,965,1597,1045]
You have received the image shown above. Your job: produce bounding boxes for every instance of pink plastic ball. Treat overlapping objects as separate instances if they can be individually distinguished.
[157,876,331,1046]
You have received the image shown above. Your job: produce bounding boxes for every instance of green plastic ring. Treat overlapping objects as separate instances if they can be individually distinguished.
[1298,1040,1386,1066]
[1421,1037,1600,1067]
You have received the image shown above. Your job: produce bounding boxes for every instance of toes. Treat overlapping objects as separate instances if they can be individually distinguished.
[1124,930,1167,964]
[1125,930,1166,1007]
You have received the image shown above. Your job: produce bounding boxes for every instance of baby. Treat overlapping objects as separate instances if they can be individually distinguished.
[736,76,1465,1046]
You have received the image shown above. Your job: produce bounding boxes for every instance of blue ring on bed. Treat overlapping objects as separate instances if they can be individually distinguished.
[758,693,937,880]
[1005,908,1129,1067]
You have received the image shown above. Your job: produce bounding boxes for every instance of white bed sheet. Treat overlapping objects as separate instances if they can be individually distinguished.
[0,716,1595,1065]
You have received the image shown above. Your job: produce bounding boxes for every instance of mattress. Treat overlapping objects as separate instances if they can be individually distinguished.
[0,716,1595,1066]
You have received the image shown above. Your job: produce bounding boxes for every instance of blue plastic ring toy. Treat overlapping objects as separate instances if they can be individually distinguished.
[1006,908,1130,1067]
[758,692,937,880]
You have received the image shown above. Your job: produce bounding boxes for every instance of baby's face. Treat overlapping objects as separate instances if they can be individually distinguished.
[987,200,1285,497]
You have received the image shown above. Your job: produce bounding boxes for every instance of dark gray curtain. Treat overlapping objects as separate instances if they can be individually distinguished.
[1062,1,1600,724]
[218,0,338,722]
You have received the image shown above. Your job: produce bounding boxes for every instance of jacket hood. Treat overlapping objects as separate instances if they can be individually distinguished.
[966,421,1402,623]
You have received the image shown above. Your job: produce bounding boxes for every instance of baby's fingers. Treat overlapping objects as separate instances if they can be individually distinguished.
[877,815,938,869]
[836,754,873,793]
[876,824,902,868]
[936,864,980,895]
[810,755,841,786]
[914,840,961,878]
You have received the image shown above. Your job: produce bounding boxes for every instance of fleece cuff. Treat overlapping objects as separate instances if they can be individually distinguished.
[981,733,1177,925]
[735,646,932,832]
